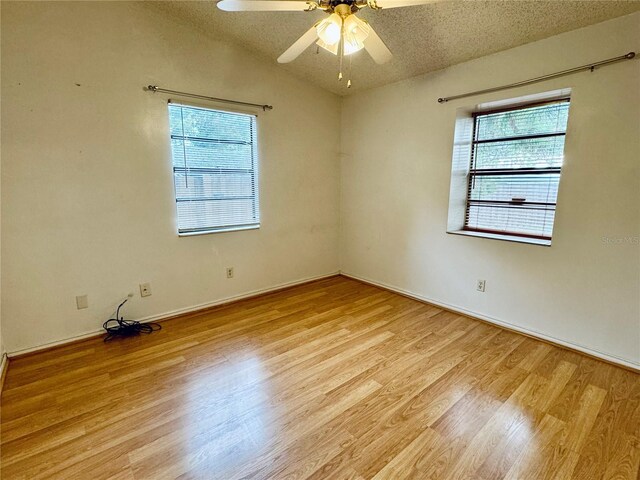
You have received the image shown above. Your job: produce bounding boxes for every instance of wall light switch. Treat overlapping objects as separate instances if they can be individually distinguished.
[76,295,89,310]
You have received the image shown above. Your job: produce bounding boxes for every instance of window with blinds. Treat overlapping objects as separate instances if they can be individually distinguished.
[168,103,260,235]
[464,99,570,242]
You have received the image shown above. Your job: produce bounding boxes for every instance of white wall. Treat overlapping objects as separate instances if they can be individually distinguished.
[340,13,640,368]
[1,1,341,353]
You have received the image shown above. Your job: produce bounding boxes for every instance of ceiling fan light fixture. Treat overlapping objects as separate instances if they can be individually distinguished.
[316,38,340,55]
[316,13,342,46]
[344,15,369,42]
[343,38,364,55]
[343,14,370,54]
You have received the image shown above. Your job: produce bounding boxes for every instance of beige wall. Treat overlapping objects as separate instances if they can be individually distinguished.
[2,2,638,368]
[1,1,341,353]
[340,13,640,368]
[0,2,4,362]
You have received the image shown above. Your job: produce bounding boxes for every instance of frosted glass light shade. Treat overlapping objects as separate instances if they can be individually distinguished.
[316,13,371,56]
[316,13,342,45]
[343,15,370,55]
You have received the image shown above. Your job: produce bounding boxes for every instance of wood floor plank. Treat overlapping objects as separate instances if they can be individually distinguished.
[502,414,567,480]
[1,276,638,480]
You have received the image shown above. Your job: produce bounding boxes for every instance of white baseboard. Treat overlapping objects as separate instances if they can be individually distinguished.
[341,271,640,372]
[7,271,339,358]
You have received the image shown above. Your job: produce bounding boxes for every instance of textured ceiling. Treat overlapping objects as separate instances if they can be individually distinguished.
[152,0,640,95]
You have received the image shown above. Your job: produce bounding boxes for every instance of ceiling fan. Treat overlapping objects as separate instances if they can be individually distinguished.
[217,0,436,87]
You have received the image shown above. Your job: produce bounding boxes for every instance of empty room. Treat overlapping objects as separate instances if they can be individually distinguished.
[1,0,639,478]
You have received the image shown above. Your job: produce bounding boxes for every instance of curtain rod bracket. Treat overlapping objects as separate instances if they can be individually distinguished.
[437,51,635,104]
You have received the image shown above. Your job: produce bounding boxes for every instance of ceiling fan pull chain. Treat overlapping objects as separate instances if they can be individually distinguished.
[347,54,353,88]
[338,42,343,79]
[338,20,345,80]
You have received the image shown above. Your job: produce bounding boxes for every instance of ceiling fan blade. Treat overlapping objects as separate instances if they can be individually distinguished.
[277,25,319,63]
[364,25,392,64]
[372,0,440,9]
[217,0,316,12]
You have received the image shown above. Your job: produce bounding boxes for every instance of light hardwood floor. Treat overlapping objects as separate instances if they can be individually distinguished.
[1,276,638,479]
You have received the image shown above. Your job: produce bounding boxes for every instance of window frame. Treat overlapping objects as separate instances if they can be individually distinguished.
[460,97,570,244]
[167,101,261,237]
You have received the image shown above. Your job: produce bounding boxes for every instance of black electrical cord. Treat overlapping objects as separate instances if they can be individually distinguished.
[102,297,161,342]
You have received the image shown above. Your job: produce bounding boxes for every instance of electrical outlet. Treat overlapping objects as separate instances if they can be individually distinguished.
[226,267,234,279]
[477,280,486,292]
[76,295,88,310]
[140,282,152,297]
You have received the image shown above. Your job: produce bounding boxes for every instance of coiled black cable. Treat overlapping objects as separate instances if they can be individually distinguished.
[102,297,161,342]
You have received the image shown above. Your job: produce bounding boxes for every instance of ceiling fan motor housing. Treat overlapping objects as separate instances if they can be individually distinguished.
[334,3,353,16]
[321,0,366,13]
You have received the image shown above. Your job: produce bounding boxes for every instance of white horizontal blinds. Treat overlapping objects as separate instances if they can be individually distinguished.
[169,104,260,234]
[465,100,570,240]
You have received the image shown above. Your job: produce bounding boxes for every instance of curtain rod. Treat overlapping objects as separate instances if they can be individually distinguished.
[146,85,273,111]
[437,51,635,104]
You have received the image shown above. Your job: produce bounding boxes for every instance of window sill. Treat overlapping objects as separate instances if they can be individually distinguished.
[179,224,260,237]
[447,229,551,246]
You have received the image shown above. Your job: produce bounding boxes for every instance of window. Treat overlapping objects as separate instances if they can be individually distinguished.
[462,99,570,244]
[168,103,260,235]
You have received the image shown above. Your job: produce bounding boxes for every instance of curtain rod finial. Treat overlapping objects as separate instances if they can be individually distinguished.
[626,52,636,59]
[147,85,158,92]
